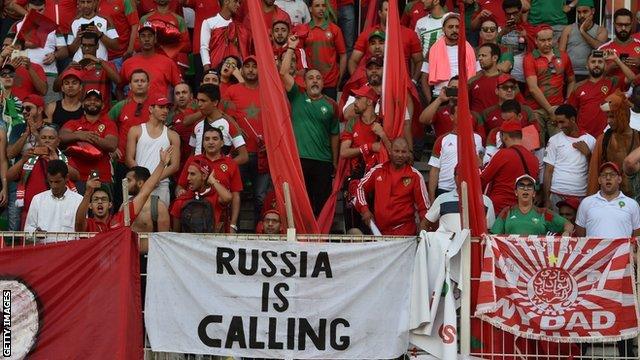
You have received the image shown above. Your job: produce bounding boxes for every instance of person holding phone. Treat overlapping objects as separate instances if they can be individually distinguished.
[67,0,120,62]
[598,8,640,89]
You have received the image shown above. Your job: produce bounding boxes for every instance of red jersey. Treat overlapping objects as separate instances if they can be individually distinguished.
[79,61,116,106]
[12,63,46,101]
[242,6,291,32]
[480,103,537,135]
[354,24,421,70]
[301,19,346,87]
[98,0,139,59]
[598,37,640,89]
[139,11,191,55]
[137,0,181,16]
[480,145,539,213]
[432,105,484,139]
[184,0,218,53]
[62,116,118,182]
[355,162,430,235]
[108,96,153,157]
[468,72,499,113]
[170,187,219,225]
[340,117,381,172]
[120,52,182,98]
[44,0,77,33]
[401,1,427,30]
[178,154,243,195]
[85,202,136,232]
[523,49,574,110]
[219,81,233,97]
[221,83,262,153]
[473,0,506,27]
[169,102,198,175]
[567,77,617,137]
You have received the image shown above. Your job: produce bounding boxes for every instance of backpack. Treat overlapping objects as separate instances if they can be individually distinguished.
[180,197,215,233]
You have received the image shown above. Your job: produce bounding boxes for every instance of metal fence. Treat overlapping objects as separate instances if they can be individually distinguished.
[2,232,639,359]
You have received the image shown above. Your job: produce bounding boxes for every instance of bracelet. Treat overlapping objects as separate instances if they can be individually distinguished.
[230,224,238,231]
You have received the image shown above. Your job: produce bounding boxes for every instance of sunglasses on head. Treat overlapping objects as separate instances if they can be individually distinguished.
[481,26,497,33]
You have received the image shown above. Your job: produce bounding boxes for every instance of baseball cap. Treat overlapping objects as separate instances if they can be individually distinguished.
[151,95,171,106]
[515,174,536,186]
[23,94,44,108]
[351,84,379,102]
[496,74,517,87]
[138,21,156,34]
[556,198,581,211]
[272,12,291,27]
[499,120,522,132]
[60,68,83,81]
[368,29,385,41]
[599,161,621,175]
[443,12,460,26]
[84,89,102,100]
[366,56,383,68]
[205,68,219,77]
[243,55,257,65]
[191,158,211,178]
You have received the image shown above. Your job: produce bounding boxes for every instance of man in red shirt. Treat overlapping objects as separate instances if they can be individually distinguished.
[468,42,501,113]
[401,0,426,30]
[140,0,191,67]
[59,89,118,193]
[471,0,506,28]
[169,82,198,175]
[524,25,575,143]
[120,22,182,98]
[355,137,429,235]
[567,51,618,137]
[98,0,139,64]
[598,8,640,89]
[480,120,539,214]
[75,146,173,232]
[271,13,307,71]
[0,41,47,101]
[350,0,422,80]
[301,0,347,100]
[71,33,121,106]
[479,74,537,138]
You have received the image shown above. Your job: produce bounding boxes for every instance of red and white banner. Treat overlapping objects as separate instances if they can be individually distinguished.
[475,235,640,342]
[0,228,143,359]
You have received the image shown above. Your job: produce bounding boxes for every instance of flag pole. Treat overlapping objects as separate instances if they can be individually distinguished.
[460,181,471,356]
[283,182,296,241]
[122,177,130,226]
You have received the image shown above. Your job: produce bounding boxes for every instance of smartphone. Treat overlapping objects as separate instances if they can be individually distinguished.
[80,22,95,31]
[33,146,48,156]
[10,50,27,60]
[90,170,99,179]
[445,87,458,98]
[620,53,630,61]
[591,50,604,58]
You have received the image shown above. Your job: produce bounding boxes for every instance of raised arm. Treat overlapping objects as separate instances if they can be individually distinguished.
[131,146,174,216]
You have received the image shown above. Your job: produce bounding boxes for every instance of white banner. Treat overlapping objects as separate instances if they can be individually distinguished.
[145,233,418,359]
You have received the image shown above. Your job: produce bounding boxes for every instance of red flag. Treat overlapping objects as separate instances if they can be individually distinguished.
[380,0,408,161]
[17,10,58,49]
[246,0,319,234]
[362,0,379,29]
[0,228,142,359]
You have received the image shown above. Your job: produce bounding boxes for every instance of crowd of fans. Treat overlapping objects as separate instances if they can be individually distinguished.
[0,0,639,239]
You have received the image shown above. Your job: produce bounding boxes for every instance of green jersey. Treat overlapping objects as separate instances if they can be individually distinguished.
[491,206,567,235]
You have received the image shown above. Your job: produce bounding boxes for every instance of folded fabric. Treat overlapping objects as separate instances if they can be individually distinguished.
[65,141,102,160]
[428,36,477,85]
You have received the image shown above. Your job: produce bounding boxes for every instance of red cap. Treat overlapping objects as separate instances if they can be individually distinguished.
[556,198,581,211]
[499,120,522,132]
[61,68,83,81]
[243,55,257,65]
[263,208,281,218]
[272,12,291,27]
[496,74,517,87]
[151,96,171,106]
[599,161,621,175]
[536,24,553,36]
[351,84,379,102]
[22,94,44,108]
[190,158,211,178]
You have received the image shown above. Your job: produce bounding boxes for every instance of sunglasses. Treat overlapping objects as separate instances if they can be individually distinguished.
[0,71,14,77]
[481,26,497,33]
[516,183,535,190]
[134,102,143,117]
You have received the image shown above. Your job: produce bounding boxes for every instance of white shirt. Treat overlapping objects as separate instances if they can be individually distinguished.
[428,132,484,191]
[576,191,640,238]
[274,0,310,25]
[200,14,233,66]
[24,189,83,233]
[14,19,65,74]
[190,117,246,155]
[421,44,480,96]
[543,131,596,196]
[68,16,119,62]
[415,14,444,57]
[426,190,495,233]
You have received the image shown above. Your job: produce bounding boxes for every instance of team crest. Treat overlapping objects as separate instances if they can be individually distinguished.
[326,31,332,39]
[114,5,119,11]
[220,164,228,172]
[402,177,411,186]
[98,124,105,132]
[601,85,609,94]
[635,46,640,54]
[320,106,328,114]
[97,23,103,28]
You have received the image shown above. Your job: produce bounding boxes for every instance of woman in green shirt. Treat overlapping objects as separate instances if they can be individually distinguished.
[491,174,574,235]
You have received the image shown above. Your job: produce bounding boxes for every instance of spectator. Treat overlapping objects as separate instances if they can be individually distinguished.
[8,125,78,228]
[498,0,535,83]
[59,89,118,193]
[523,25,575,142]
[168,83,199,174]
[75,147,173,232]
[24,160,83,233]
[281,39,340,216]
[200,0,241,71]
[126,96,181,205]
[0,36,47,100]
[630,84,640,130]
[337,0,355,56]
[170,157,233,232]
[528,0,571,39]
[599,8,640,89]
[428,114,484,203]
[271,14,307,71]
[355,138,430,235]
[468,42,500,113]
[349,0,422,81]
[415,0,446,61]
[300,0,347,100]
[556,197,579,225]
[566,50,617,137]
[481,120,539,214]
[178,127,243,232]
[421,77,482,138]
[426,165,495,233]
[139,0,191,65]
[587,90,640,197]
[542,104,596,211]
[242,0,291,31]
[217,55,244,96]
[402,0,427,30]
[46,68,84,129]
[67,0,119,62]
[7,95,45,162]
[124,166,171,232]
[202,69,220,86]
[576,161,640,237]
[342,56,383,120]
[460,0,480,47]
[275,0,310,25]
[471,0,506,28]
[422,13,478,100]
[491,174,573,235]
[120,22,182,97]
[558,0,608,82]
[260,209,283,234]
[183,0,218,89]
[189,84,248,165]
[98,0,139,67]
[479,75,537,137]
